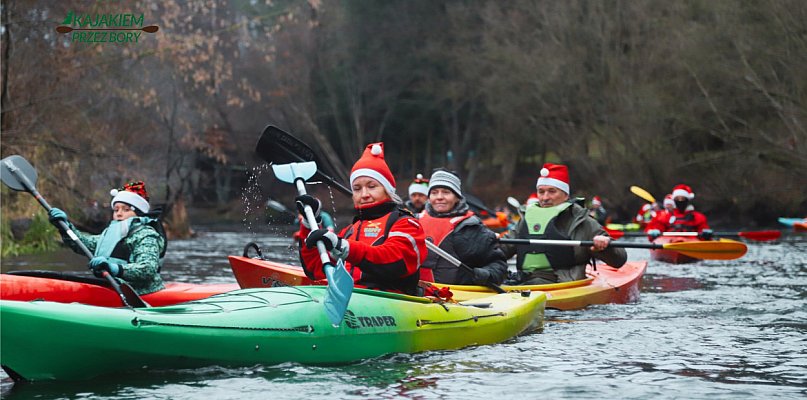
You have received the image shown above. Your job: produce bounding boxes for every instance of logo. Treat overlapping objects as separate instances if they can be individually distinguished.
[55,10,159,44]
[363,221,381,238]
[342,310,397,329]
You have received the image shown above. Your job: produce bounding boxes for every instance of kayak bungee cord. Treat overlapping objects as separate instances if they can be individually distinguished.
[417,312,506,327]
[130,317,315,333]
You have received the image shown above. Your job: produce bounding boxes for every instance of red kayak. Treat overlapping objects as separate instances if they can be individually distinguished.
[228,256,647,310]
[0,272,239,307]
[650,236,700,264]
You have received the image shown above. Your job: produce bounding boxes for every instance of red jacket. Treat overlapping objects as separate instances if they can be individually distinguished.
[646,209,710,232]
[298,204,426,295]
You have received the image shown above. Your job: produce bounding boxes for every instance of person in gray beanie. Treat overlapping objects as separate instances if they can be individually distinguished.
[417,168,508,286]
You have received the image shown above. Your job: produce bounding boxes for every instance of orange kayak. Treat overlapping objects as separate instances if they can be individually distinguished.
[0,272,239,307]
[228,256,647,310]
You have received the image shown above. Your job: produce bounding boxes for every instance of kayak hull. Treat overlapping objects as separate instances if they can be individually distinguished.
[229,256,647,310]
[650,236,700,264]
[0,273,239,307]
[0,287,545,381]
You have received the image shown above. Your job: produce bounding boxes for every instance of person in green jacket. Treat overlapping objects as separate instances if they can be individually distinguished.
[502,163,626,284]
[47,181,166,295]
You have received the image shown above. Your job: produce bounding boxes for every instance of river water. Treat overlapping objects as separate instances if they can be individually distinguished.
[1,226,805,399]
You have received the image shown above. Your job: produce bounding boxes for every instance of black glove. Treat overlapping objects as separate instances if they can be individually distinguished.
[305,229,349,260]
[472,268,492,285]
[295,195,322,228]
[699,229,713,240]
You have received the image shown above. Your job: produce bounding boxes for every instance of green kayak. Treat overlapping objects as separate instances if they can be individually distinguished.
[1,286,545,381]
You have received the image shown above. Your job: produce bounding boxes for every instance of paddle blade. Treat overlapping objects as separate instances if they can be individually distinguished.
[323,260,354,325]
[256,125,318,165]
[662,240,747,260]
[737,230,781,242]
[630,186,656,203]
[1,155,38,192]
[272,162,317,184]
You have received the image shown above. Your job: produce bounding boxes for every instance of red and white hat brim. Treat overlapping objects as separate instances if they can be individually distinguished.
[536,177,569,194]
[351,168,396,196]
[111,191,150,213]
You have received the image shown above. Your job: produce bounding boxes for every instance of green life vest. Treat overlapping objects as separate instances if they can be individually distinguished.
[517,202,576,272]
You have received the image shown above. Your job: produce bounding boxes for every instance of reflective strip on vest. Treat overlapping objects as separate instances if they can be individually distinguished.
[389,231,422,267]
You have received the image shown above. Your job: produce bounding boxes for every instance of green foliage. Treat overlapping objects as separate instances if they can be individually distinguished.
[1,211,61,257]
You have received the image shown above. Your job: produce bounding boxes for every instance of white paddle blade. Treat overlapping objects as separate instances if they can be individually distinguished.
[272,161,318,184]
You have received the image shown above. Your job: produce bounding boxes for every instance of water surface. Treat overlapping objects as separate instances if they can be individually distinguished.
[2,227,804,399]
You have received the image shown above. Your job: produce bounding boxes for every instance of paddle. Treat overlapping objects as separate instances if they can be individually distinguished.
[271,161,353,326]
[498,238,747,260]
[424,241,506,293]
[604,228,781,242]
[0,155,148,308]
[630,185,656,204]
[254,126,510,294]
[256,125,352,196]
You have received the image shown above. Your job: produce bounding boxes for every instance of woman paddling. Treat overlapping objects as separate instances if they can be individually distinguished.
[417,168,508,286]
[296,143,427,295]
[47,181,166,295]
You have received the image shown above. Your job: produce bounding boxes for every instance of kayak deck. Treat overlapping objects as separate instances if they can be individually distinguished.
[0,286,545,381]
[0,273,239,307]
[229,256,647,310]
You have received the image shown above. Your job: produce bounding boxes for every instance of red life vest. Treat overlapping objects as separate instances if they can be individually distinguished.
[418,210,474,282]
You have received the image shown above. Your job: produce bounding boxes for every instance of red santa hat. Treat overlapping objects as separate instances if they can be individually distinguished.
[350,142,396,195]
[526,193,539,205]
[536,163,570,194]
[408,173,429,196]
[671,184,695,200]
[110,181,150,213]
[663,194,675,208]
[592,196,602,207]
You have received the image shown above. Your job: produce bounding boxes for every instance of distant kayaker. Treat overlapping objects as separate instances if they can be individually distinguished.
[417,169,508,285]
[634,201,660,229]
[588,195,609,225]
[501,163,627,284]
[296,143,427,295]
[47,181,167,295]
[403,173,429,215]
[646,184,712,240]
[662,194,675,214]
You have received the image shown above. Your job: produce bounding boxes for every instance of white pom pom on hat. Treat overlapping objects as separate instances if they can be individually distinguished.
[540,168,549,177]
[110,189,119,197]
[370,144,382,156]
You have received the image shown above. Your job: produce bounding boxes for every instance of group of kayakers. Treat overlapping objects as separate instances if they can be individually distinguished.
[293,142,627,294]
[45,140,714,298]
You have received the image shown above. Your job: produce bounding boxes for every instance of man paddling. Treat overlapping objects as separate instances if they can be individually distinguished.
[403,173,429,215]
[501,163,626,284]
[646,184,712,240]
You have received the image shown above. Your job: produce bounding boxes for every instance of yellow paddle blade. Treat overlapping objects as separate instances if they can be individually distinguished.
[662,239,748,260]
[630,185,656,203]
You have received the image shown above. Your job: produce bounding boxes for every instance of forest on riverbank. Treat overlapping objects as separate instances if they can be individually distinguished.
[2,0,805,240]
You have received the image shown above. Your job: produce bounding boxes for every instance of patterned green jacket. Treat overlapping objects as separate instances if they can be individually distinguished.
[60,220,166,295]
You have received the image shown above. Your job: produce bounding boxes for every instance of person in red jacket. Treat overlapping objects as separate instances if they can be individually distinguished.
[646,184,712,240]
[296,142,427,295]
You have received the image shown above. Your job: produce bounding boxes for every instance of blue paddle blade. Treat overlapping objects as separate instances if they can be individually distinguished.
[323,259,354,326]
[272,161,317,184]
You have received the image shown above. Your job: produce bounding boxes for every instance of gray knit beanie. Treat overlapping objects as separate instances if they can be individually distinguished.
[428,169,463,198]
